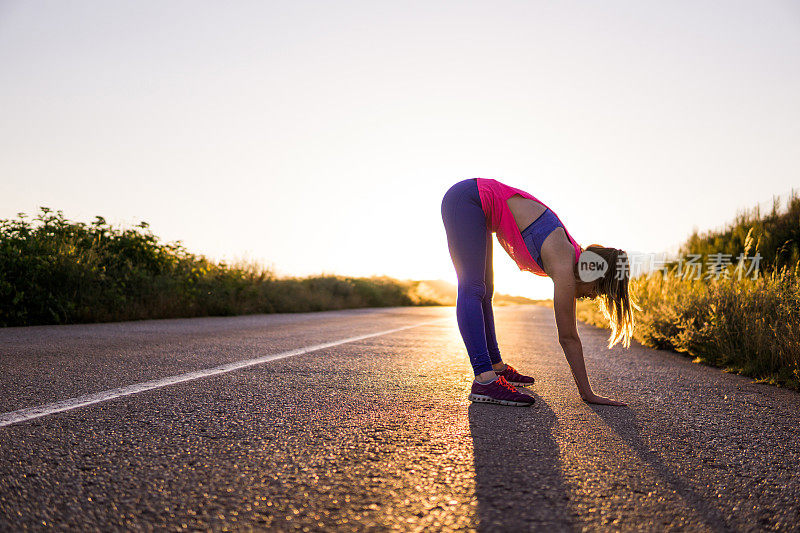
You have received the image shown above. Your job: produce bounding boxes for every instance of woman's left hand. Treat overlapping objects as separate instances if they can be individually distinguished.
[582,393,626,406]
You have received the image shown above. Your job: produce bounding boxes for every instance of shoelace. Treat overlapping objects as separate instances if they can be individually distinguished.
[502,364,518,376]
[495,375,518,393]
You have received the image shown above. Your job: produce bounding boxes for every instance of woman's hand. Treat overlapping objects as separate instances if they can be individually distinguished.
[581,393,626,406]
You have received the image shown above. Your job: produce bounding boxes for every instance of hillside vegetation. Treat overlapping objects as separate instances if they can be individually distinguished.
[680,191,800,271]
[0,208,442,327]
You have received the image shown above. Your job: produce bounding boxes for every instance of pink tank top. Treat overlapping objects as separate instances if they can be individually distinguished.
[476,178,582,276]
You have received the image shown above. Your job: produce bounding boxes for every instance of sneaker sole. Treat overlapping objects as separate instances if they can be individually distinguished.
[468,393,534,407]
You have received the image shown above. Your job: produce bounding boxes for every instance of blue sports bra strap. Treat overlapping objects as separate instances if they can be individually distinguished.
[520,209,564,267]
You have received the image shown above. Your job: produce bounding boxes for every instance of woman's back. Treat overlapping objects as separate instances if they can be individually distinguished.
[506,194,548,231]
[476,178,581,276]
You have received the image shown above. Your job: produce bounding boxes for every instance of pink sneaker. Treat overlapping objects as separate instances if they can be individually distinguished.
[496,363,535,387]
[468,376,535,406]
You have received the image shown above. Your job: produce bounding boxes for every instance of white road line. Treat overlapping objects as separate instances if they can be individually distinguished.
[0,318,450,428]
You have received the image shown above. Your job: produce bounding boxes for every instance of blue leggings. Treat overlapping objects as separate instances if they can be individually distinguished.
[440,178,502,375]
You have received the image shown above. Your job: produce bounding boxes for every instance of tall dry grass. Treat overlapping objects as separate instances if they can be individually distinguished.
[579,266,800,389]
[578,193,800,390]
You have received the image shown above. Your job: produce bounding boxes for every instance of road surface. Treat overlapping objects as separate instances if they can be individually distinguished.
[1,305,798,531]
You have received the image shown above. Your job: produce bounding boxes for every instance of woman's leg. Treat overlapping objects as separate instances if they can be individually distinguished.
[481,235,503,366]
[441,179,495,376]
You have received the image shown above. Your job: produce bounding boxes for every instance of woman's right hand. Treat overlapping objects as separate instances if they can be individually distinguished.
[581,393,626,406]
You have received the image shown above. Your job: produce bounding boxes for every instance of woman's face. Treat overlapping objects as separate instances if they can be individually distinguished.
[575,280,598,299]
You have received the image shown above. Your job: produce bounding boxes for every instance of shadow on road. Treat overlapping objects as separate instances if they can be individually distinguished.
[468,395,576,532]
[589,405,730,532]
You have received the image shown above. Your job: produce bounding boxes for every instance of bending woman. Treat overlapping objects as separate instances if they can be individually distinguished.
[440,177,635,407]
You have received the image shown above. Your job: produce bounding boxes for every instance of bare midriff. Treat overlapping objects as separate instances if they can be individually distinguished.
[506,194,548,232]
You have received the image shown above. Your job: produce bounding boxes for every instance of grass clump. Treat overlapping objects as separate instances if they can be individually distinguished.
[0,208,442,327]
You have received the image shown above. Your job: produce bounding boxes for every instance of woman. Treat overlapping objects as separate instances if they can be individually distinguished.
[440,177,635,407]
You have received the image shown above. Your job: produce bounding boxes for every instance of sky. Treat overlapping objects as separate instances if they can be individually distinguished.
[1,0,798,299]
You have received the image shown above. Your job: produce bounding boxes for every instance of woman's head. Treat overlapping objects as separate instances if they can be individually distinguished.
[574,244,637,348]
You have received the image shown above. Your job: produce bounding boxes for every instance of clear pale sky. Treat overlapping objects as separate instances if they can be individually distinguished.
[2,1,798,299]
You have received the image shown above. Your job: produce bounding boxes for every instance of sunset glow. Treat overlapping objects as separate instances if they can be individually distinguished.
[1,1,798,299]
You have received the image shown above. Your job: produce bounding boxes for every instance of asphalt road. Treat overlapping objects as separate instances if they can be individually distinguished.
[1,305,799,532]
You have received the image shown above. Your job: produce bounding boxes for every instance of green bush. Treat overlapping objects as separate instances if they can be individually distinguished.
[0,208,442,327]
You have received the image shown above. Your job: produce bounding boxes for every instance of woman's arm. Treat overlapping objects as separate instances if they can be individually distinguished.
[551,267,626,406]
